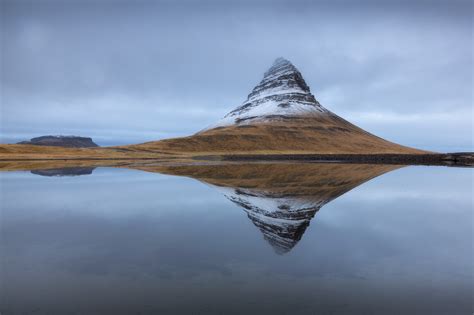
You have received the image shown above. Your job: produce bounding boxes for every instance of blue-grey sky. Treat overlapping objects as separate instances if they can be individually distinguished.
[1,0,472,151]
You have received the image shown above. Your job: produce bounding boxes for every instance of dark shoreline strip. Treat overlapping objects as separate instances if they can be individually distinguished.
[216,153,474,167]
[0,153,472,167]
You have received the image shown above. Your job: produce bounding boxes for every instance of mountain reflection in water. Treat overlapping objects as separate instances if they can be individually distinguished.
[131,163,401,254]
[23,162,399,254]
[2,161,471,315]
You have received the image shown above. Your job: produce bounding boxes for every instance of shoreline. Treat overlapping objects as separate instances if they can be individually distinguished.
[211,152,474,167]
[0,152,472,168]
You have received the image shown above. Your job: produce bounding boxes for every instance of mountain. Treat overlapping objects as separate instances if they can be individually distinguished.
[130,58,425,155]
[132,162,401,254]
[1,58,432,160]
[204,57,328,129]
[18,136,99,148]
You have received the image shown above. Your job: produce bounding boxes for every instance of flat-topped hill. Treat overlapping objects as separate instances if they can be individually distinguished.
[18,135,99,148]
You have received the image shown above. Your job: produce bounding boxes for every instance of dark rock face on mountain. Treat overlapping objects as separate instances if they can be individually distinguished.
[18,136,99,148]
[31,167,96,177]
[251,57,311,96]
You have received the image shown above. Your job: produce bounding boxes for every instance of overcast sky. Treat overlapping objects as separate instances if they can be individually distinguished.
[1,0,472,151]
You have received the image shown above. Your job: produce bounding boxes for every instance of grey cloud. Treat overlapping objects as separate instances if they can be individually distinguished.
[1,0,472,150]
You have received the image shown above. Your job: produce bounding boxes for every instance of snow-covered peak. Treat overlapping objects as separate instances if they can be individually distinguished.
[203,58,329,131]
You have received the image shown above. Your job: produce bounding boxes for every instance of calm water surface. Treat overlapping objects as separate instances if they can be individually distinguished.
[0,164,472,314]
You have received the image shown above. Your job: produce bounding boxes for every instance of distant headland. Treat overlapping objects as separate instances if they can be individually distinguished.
[17,135,99,148]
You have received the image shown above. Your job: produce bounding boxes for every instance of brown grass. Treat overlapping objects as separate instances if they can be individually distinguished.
[129,114,428,155]
[0,144,182,160]
[0,113,429,160]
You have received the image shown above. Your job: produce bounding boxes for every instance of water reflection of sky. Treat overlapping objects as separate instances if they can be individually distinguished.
[0,166,472,314]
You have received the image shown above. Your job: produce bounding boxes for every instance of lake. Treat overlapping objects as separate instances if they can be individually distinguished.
[0,163,472,314]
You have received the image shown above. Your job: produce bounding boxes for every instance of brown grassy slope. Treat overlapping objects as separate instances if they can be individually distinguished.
[0,113,429,160]
[129,114,428,155]
[0,143,181,160]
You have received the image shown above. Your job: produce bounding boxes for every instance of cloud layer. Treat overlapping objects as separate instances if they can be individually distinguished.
[1,0,472,150]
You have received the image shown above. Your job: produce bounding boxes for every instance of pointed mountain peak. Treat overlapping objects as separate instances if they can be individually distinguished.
[247,57,311,102]
[202,57,329,130]
[263,57,296,77]
[273,56,291,64]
